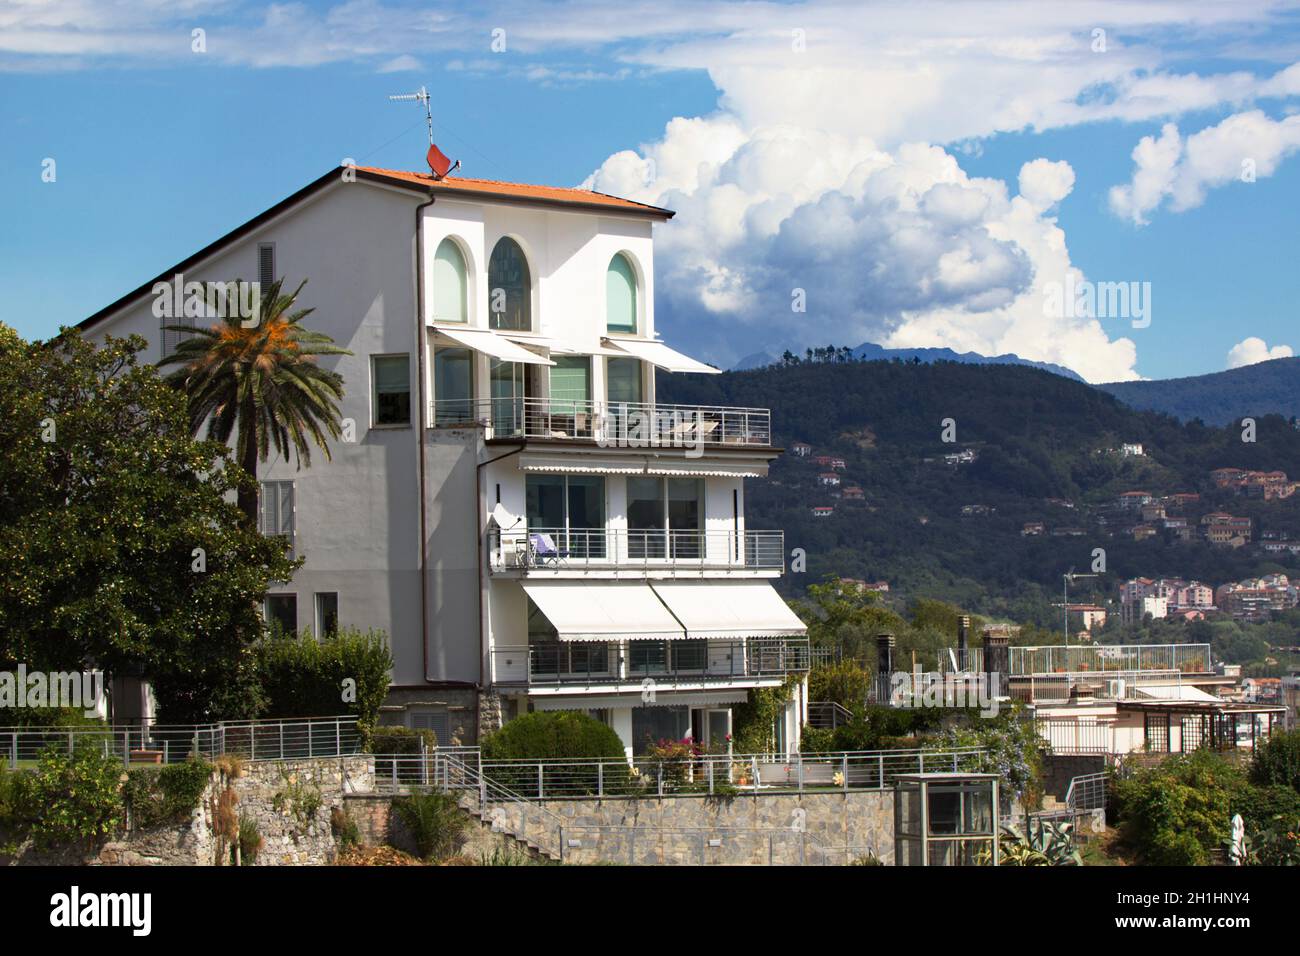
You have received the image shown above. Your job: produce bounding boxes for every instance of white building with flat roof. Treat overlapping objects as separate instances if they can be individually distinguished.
[76,162,809,756]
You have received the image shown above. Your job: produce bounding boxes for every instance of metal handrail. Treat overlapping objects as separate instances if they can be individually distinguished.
[488,526,785,574]
[490,637,810,686]
[429,397,772,447]
[0,715,362,767]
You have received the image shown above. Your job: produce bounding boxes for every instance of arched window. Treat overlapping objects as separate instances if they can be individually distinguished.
[606,252,637,333]
[431,237,467,323]
[488,237,531,331]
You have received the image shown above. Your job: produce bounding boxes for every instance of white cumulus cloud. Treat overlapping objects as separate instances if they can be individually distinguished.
[1110,110,1300,224]
[1227,337,1294,368]
[586,121,1138,382]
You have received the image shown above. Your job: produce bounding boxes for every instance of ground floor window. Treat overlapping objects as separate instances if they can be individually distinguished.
[314,592,338,636]
[265,593,297,635]
[632,705,690,755]
[410,710,451,746]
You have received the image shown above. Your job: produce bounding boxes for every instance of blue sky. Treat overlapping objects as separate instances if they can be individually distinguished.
[4,1,1300,383]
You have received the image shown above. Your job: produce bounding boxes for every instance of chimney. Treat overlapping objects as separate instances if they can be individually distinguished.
[983,628,1010,690]
[876,632,895,703]
[957,615,970,670]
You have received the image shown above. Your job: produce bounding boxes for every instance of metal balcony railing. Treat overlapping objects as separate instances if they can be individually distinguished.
[488,527,785,574]
[490,637,810,686]
[937,643,1215,676]
[430,397,772,447]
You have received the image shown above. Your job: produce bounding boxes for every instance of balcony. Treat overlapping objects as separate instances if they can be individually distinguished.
[488,527,785,577]
[430,397,772,447]
[490,637,810,687]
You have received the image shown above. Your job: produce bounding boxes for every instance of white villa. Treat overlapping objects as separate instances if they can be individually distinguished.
[77,161,810,758]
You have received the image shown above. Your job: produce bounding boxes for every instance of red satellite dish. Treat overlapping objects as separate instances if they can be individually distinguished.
[427,143,455,180]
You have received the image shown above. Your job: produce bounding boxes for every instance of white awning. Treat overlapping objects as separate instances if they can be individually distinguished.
[603,337,720,374]
[650,581,806,640]
[645,462,766,478]
[532,690,750,710]
[518,454,647,475]
[521,581,683,642]
[432,325,554,365]
[501,333,579,355]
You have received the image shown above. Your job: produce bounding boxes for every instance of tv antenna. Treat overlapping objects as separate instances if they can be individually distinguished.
[388,85,460,179]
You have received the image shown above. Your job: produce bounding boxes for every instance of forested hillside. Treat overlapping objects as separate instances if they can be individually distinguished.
[1099,356,1300,425]
[661,358,1300,625]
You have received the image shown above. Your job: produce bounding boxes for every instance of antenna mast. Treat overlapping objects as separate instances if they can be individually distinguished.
[389,85,433,145]
[388,85,460,179]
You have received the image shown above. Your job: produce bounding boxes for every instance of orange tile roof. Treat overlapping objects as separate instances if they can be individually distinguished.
[358,166,674,219]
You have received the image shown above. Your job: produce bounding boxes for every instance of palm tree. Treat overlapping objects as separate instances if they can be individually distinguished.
[160,278,351,527]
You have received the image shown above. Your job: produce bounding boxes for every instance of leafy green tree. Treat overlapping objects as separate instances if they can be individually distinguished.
[159,279,349,525]
[0,325,297,721]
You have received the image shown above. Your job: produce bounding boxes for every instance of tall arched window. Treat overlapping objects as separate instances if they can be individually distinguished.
[606,252,637,333]
[431,238,467,323]
[488,237,531,331]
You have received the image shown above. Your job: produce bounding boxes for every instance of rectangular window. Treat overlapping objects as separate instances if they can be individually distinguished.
[606,357,643,406]
[548,356,590,416]
[258,242,276,289]
[265,594,297,636]
[627,476,667,559]
[433,347,473,426]
[672,640,708,672]
[627,477,702,560]
[410,710,450,746]
[259,480,295,558]
[315,592,339,637]
[372,355,411,426]
[160,313,195,360]
[525,474,605,558]
[490,359,526,436]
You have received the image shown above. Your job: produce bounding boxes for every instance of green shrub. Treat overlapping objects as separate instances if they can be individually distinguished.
[393,791,468,861]
[1112,750,1249,865]
[272,770,323,833]
[808,660,873,716]
[253,629,393,732]
[1250,729,1300,793]
[236,813,263,865]
[123,759,213,829]
[27,745,124,847]
[481,711,629,797]
[367,726,439,753]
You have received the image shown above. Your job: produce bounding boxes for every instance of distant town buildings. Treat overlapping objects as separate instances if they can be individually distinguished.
[791,441,812,457]
[1216,574,1298,622]
[1211,468,1298,500]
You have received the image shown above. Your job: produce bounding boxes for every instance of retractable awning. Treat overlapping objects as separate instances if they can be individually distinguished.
[532,690,750,710]
[603,337,720,374]
[521,581,683,642]
[432,325,554,365]
[649,581,807,640]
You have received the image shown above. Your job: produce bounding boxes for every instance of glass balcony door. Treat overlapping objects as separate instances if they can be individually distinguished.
[627,477,703,561]
[525,474,606,559]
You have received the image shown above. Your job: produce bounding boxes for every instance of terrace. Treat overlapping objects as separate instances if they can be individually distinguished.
[430,397,773,448]
[490,636,810,688]
[487,526,786,577]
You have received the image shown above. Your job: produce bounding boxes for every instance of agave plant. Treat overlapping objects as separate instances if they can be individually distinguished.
[995,820,1082,866]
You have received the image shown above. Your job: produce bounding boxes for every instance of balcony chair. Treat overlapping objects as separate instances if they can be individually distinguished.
[529,532,570,567]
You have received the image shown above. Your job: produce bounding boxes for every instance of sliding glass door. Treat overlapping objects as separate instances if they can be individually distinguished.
[525,474,606,558]
[627,477,703,560]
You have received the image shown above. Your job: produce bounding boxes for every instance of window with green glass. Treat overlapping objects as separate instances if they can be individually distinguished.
[372,354,411,426]
[432,237,468,323]
[549,356,590,416]
[434,347,473,426]
[606,357,643,406]
[488,237,531,331]
[606,253,637,332]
